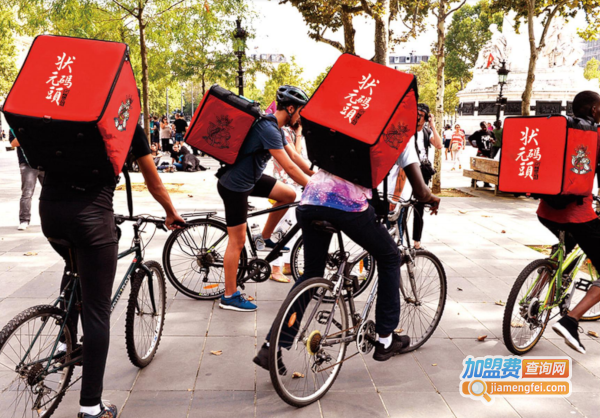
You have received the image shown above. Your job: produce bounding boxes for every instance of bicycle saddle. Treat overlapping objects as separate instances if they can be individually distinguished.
[311,220,340,234]
[47,238,74,249]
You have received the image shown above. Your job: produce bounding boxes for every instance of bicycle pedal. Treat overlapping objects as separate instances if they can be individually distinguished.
[575,278,593,291]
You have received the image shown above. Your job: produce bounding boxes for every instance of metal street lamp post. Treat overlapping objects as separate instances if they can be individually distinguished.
[233,19,248,96]
[496,60,510,122]
[166,87,169,120]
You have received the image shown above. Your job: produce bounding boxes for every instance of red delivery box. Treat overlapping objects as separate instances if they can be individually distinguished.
[499,115,598,197]
[300,53,418,188]
[2,35,140,178]
[185,85,262,164]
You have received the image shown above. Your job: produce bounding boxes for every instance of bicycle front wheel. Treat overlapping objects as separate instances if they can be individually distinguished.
[290,236,376,298]
[503,259,556,354]
[0,305,76,418]
[269,278,348,408]
[162,219,247,300]
[126,261,167,368]
[398,249,447,352]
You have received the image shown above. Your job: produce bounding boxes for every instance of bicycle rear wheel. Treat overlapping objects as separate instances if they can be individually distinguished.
[503,259,556,354]
[162,219,247,300]
[126,261,167,368]
[398,249,447,352]
[269,278,348,407]
[0,305,76,418]
[290,236,376,298]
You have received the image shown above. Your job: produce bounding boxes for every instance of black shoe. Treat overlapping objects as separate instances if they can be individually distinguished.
[373,334,411,362]
[253,343,287,375]
[552,316,586,354]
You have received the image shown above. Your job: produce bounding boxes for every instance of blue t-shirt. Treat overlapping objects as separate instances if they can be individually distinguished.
[218,115,287,192]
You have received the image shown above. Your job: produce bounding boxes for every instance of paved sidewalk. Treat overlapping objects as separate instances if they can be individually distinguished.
[1,147,599,418]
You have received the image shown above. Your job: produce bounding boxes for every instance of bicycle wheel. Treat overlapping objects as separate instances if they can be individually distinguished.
[398,249,447,352]
[503,259,556,354]
[290,236,376,298]
[126,261,167,368]
[162,219,247,300]
[0,305,76,418]
[269,278,348,408]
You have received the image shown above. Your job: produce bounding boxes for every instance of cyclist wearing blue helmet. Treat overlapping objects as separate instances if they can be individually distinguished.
[217,85,314,312]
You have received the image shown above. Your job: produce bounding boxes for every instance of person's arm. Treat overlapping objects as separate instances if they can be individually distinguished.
[10,138,20,147]
[270,148,311,186]
[283,143,314,176]
[137,155,185,229]
[427,113,443,150]
[404,163,440,214]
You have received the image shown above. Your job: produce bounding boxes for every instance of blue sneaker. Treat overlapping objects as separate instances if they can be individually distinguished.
[219,291,257,312]
[264,238,289,252]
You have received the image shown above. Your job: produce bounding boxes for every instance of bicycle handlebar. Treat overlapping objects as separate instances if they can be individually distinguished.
[114,214,169,231]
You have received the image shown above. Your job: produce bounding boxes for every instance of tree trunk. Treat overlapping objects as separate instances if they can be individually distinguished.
[201,70,206,96]
[139,19,151,140]
[341,10,356,54]
[373,0,390,65]
[522,1,536,116]
[432,0,446,194]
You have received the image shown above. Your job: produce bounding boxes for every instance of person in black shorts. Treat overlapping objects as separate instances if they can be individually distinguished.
[217,85,314,312]
[40,125,184,418]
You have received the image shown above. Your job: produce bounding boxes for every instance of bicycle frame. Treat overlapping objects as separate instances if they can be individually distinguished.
[521,231,593,314]
[16,219,158,376]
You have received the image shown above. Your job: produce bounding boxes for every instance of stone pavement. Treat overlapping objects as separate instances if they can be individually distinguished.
[1,145,600,418]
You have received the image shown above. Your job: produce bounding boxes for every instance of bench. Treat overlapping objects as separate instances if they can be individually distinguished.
[463,156,499,195]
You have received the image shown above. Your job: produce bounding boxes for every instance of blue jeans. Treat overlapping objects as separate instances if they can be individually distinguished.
[19,163,44,223]
[267,205,401,346]
[175,133,184,143]
[173,162,183,171]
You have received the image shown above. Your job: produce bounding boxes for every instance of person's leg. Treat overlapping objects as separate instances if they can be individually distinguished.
[223,224,246,296]
[336,206,402,337]
[173,162,183,171]
[77,244,118,407]
[563,219,600,320]
[19,164,38,225]
[457,149,462,169]
[412,202,425,248]
[253,177,295,240]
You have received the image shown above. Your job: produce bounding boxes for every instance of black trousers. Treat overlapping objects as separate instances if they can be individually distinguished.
[267,205,401,346]
[538,216,600,289]
[40,200,118,407]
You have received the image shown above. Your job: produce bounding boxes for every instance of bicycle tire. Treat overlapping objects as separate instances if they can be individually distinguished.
[269,278,348,408]
[126,261,167,368]
[0,305,76,418]
[162,219,247,300]
[290,236,376,299]
[503,259,555,355]
[398,249,447,352]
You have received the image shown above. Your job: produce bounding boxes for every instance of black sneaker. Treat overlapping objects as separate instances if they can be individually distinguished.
[253,343,287,375]
[552,316,586,354]
[373,334,411,362]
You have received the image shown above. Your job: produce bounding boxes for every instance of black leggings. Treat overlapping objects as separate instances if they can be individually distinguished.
[40,200,118,407]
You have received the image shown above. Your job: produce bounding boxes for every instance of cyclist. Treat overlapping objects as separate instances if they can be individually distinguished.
[40,124,184,418]
[217,85,314,312]
[254,130,441,368]
[548,90,600,354]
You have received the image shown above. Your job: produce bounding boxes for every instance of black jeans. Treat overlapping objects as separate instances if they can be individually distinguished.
[267,205,401,346]
[539,216,600,289]
[40,200,118,407]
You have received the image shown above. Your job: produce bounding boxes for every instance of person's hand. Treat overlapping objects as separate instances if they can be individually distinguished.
[426,195,440,215]
[165,212,186,230]
[428,112,435,125]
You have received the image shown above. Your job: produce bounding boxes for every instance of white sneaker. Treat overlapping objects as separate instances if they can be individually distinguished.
[17,223,28,231]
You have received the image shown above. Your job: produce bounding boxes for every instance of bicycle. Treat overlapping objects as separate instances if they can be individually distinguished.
[0,214,167,418]
[162,202,376,300]
[267,199,447,407]
[503,230,600,355]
